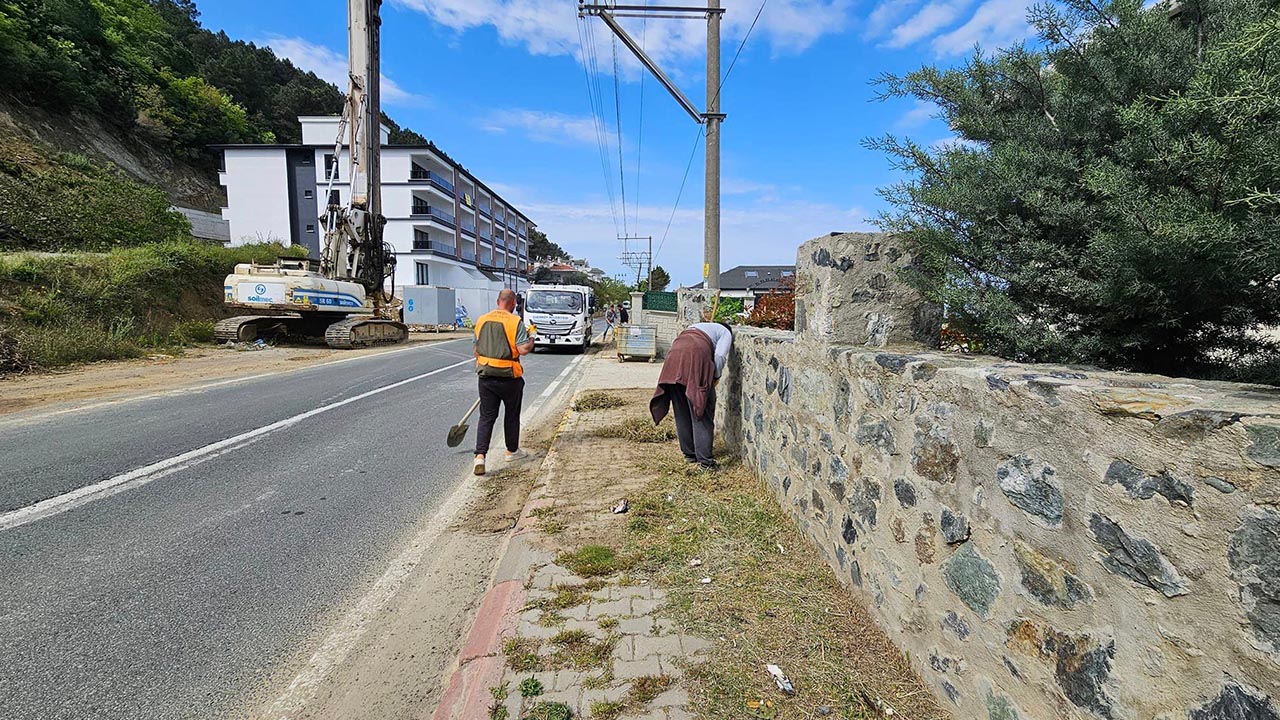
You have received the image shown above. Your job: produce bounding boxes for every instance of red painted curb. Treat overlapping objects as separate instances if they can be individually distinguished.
[431,563,530,718]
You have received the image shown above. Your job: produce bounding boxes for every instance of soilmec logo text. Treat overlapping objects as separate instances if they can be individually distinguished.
[245,283,276,303]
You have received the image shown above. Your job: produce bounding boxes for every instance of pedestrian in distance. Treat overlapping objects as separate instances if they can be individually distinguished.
[473,289,535,476]
[649,321,733,469]
[619,303,630,325]
[514,291,526,321]
[604,304,619,341]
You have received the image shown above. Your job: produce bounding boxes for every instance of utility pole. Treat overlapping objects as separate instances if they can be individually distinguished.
[618,235,653,289]
[580,1,724,290]
[704,0,722,290]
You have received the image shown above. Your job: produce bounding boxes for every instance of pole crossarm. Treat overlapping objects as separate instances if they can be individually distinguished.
[580,2,705,124]
[580,4,724,14]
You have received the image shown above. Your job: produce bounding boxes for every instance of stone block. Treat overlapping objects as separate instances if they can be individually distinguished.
[630,597,662,616]
[617,616,655,635]
[793,232,941,348]
[650,686,691,708]
[680,634,712,655]
[614,657,663,680]
[633,634,682,659]
[591,598,631,616]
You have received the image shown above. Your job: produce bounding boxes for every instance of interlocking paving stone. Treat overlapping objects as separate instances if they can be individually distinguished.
[617,616,655,634]
[614,657,664,680]
[650,686,691,708]
[630,597,661,615]
[633,634,682,659]
[591,598,631,616]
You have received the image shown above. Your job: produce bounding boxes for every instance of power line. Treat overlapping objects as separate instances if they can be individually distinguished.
[611,35,628,237]
[633,4,647,236]
[653,0,769,266]
[578,17,621,237]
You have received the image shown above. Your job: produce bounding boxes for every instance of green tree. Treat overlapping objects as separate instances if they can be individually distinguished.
[869,0,1280,379]
[636,265,671,292]
[528,229,570,263]
[593,277,631,306]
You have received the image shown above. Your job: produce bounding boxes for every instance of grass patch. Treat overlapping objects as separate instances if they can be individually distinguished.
[523,701,572,720]
[518,677,544,698]
[488,682,509,720]
[546,629,617,671]
[582,668,614,690]
[558,545,626,578]
[524,580,606,615]
[621,460,950,719]
[530,506,567,535]
[593,417,678,444]
[626,674,675,705]
[0,241,307,373]
[502,636,542,673]
[588,700,624,720]
[573,391,627,411]
[597,616,619,631]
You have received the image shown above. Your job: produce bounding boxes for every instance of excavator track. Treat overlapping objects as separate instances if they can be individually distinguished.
[214,315,294,344]
[324,317,409,349]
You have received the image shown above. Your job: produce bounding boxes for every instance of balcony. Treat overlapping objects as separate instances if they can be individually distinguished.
[479,228,492,242]
[409,168,456,196]
[459,246,477,262]
[412,237,457,258]
[460,222,477,238]
[411,202,456,227]
[477,204,491,218]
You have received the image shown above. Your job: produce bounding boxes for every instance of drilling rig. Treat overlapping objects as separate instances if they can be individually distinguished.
[215,0,408,349]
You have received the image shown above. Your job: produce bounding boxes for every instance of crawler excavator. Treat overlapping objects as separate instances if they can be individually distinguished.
[216,0,408,349]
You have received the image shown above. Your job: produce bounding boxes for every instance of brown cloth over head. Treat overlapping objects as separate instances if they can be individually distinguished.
[650,327,716,423]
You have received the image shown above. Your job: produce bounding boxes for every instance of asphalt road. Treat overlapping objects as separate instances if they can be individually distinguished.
[0,337,589,720]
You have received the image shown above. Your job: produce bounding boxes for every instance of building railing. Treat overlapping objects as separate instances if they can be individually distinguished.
[411,202,456,227]
[412,238,457,257]
[409,168,456,195]
[479,228,492,241]
[459,247,477,262]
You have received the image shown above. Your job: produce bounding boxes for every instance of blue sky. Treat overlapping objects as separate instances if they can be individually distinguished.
[198,0,1040,286]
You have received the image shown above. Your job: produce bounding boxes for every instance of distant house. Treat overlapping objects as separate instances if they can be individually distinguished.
[535,257,605,283]
[691,264,796,308]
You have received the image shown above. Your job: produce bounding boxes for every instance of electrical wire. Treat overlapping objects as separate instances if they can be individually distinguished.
[577,16,622,237]
[633,4,647,237]
[611,35,628,237]
[653,0,770,266]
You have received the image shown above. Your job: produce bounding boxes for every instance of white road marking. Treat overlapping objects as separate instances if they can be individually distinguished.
[0,338,467,428]
[0,358,475,532]
[260,353,591,719]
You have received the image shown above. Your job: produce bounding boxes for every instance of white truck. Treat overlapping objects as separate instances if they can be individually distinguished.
[524,284,596,353]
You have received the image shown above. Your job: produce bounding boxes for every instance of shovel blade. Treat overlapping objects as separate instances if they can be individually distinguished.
[446,422,470,448]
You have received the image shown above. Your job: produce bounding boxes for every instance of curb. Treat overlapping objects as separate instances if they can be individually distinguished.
[430,388,581,720]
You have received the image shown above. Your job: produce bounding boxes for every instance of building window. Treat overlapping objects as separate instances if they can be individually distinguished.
[328,190,340,206]
[415,262,430,286]
[303,189,313,199]
[324,153,337,179]
[781,270,794,278]
[306,224,315,233]
[744,270,759,278]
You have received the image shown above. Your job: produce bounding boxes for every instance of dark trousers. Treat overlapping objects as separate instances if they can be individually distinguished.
[663,383,716,466]
[476,376,525,455]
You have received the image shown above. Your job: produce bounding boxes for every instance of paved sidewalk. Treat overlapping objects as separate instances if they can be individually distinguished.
[433,352,711,720]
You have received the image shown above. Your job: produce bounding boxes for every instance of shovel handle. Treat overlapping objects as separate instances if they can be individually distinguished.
[456,398,481,425]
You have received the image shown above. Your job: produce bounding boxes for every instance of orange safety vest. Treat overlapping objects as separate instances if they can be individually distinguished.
[474,309,524,378]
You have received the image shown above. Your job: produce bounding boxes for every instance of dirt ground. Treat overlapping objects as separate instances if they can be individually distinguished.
[0,331,469,418]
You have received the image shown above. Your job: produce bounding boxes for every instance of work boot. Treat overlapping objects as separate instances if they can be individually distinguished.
[474,455,486,476]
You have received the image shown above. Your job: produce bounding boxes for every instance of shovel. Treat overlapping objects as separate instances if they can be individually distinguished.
[447,398,482,448]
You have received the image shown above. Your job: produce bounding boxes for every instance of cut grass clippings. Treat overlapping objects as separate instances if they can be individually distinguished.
[573,391,627,411]
[622,455,951,720]
[593,416,677,444]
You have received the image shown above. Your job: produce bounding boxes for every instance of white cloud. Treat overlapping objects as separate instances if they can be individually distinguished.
[931,0,1033,56]
[866,0,1034,56]
[266,36,426,107]
[390,0,854,77]
[896,100,938,129]
[886,1,972,48]
[483,109,611,146]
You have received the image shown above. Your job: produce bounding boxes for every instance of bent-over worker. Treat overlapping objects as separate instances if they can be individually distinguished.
[649,322,733,469]
[474,289,535,476]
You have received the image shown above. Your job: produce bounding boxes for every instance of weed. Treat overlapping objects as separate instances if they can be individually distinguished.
[502,636,542,673]
[524,580,605,615]
[530,506,568,535]
[518,677,544,698]
[626,675,674,705]
[588,700,624,720]
[536,609,566,628]
[573,391,627,411]
[593,417,678,443]
[523,701,573,720]
[597,616,619,631]
[558,545,625,578]
[546,629,617,671]
[582,668,614,690]
[488,682,509,720]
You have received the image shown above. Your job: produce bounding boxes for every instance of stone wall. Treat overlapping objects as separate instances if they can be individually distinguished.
[719,233,1280,720]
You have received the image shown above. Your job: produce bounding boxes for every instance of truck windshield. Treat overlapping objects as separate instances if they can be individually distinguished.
[527,291,584,314]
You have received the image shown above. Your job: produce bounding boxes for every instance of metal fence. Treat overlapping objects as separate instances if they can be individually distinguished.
[643,291,677,312]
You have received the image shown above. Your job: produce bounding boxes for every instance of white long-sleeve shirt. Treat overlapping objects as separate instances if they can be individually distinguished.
[688,322,733,378]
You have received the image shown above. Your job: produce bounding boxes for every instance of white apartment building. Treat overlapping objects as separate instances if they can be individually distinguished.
[216,116,532,316]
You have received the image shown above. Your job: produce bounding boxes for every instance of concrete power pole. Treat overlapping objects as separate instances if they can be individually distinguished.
[579,2,725,290]
[704,0,722,290]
